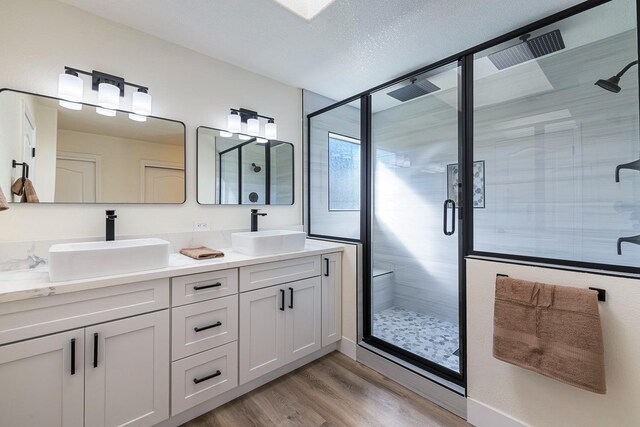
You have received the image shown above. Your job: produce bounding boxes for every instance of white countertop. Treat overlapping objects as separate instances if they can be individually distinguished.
[0,240,345,304]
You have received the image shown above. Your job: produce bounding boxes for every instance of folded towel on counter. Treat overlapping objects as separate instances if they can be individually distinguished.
[493,276,606,394]
[180,247,224,260]
[0,186,8,211]
[10,178,39,203]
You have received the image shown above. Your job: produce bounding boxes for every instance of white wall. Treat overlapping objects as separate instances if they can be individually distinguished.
[467,259,640,427]
[0,0,302,241]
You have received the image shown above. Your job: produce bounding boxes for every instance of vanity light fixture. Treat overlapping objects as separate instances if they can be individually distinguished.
[58,69,83,110]
[227,108,277,140]
[238,134,252,141]
[57,66,152,121]
[219,130,234,137]
[256,138,268,144]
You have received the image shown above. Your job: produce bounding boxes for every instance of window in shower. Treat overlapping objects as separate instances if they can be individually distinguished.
[472,0,640,270]
[328,133,360,211]
[368,61,463,378]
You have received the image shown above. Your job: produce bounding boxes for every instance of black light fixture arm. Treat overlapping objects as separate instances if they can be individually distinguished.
[229,107,274,122]
[64,66,149,96]
[615,60,638,78]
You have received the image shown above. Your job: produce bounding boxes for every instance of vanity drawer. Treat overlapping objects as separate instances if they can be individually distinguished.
[0,278,170,346]
[171,268,238,307]
[239,256,321,292]
[171,341,238,416]
[171,295,238,361]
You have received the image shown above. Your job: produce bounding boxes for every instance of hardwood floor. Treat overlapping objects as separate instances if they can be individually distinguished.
[182,351,469,427]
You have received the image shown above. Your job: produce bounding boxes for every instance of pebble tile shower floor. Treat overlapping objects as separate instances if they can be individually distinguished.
[373,307,460,372]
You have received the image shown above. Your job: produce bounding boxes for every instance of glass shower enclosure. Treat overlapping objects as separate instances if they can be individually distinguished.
[366,61,464,380]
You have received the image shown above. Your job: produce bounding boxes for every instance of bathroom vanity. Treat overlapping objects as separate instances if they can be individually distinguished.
[0,240,343,427]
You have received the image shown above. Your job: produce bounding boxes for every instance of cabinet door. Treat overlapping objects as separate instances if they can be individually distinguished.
[321,252,342,346]
[0,330,84,427]
[239,285,286,385]
[85,310,169,427]
[285,277,322,363]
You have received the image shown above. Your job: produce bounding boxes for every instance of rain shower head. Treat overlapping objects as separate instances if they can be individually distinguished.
[387,78,440,102]
[251,163,262,173]
[595,60,637,93]
[488,29,565,70]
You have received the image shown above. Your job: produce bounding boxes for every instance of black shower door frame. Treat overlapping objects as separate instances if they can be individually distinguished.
[307,0,619,391]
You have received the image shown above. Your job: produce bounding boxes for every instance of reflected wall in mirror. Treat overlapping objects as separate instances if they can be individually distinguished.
[0,89,185,204]
[197,127,294,205]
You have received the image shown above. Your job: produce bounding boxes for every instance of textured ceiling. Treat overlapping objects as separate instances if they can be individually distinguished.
[58,0,583,102]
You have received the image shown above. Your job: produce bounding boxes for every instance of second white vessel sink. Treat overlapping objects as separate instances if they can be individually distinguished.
[48,238,170,282]
[232,230,306,256]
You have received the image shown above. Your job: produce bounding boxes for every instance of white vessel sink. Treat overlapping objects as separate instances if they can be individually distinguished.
[232,230,306,256]
[48,238,170,282]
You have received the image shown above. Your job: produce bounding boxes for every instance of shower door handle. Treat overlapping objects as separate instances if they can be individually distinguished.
[443,199,456,236]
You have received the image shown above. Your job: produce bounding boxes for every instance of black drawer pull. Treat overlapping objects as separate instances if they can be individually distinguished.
[193,370,221,384]
[93,333,98,368]
[193,282,222,291]
[324,258,329,277]
[280,289,285,311]
[70,338,76,375]
[194,321,222,332]
[288,287,294,309]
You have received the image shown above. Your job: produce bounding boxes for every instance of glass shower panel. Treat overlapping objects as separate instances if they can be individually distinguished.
[370,62,461,373]
[309,102,361,239]
[473,0,640,268]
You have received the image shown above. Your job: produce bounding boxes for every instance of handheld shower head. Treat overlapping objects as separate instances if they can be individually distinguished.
[595,60,637,93]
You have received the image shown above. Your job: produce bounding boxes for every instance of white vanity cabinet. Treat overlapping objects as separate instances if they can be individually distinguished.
[0,330,85,427]
[0,279,170,427]
[238,254,339,385]
[321,252,342,346]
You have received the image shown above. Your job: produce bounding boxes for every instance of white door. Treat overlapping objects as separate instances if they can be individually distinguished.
[285,277,322,363]
[321,252,342,346]
[239,285,286,385]
[55,158,97,202]
[143,166,184,203]
[22,104,36,182]
[85,311,169,427]
[0,330,84,427]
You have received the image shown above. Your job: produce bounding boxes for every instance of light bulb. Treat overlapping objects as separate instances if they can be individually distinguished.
[129,113,147,122]
[247,117,259,136]
[96,107,116,117]
[238,134,251,141]
[98,82,120,110]
[132,90,152,116]
[228,111,241,133]
[265,120,277,140]
[58,71,83,102]
[219,131,233,137]
[59,100,82,111]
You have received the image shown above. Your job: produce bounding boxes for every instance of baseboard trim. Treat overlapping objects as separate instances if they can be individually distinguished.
[356,344,467,419]
[467,398,527,427]
[338,336,357,360]
[157,343,339,427]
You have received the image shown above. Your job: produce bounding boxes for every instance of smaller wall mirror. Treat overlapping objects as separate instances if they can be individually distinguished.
[197,126,294,205]
[0,89,186,204]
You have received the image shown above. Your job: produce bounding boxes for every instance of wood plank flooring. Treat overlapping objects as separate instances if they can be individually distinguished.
[182,351,469,427]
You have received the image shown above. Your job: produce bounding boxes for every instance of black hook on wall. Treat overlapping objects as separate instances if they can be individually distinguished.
[12,160,29,182]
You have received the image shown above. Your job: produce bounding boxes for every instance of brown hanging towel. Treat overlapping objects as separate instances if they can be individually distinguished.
[493,275,606,394]
[0,186,9,211]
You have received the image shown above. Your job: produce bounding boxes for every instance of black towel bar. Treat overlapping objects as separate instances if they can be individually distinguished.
[496,274,606,302]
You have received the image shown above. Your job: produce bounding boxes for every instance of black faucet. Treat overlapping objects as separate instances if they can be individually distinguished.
[250,209,267,232]
[106,210,117,241]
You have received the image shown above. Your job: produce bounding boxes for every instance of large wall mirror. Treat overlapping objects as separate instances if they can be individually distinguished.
[0,89,185,204]
[197,126,294,205]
